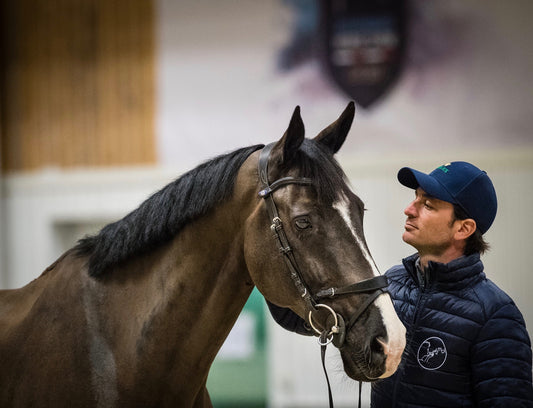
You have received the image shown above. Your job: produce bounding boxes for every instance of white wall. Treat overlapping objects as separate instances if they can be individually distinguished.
[155,0,533,165]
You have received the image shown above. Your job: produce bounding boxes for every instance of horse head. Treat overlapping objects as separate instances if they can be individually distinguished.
[244,102,406,381]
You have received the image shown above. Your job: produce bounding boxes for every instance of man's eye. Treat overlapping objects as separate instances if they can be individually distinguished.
[295,217,312,230]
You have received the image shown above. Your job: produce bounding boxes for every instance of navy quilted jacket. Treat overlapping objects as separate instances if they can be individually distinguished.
[371,253,533,408]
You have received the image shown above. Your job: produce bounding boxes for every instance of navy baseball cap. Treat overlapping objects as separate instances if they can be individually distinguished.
[397,161,497,234]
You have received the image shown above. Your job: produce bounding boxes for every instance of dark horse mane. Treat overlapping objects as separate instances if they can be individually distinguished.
[75,140,347,277]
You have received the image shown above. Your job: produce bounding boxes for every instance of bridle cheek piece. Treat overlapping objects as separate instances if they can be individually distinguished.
[257,143,389,348]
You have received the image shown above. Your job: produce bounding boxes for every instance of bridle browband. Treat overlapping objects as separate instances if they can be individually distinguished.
[257,142,389,407]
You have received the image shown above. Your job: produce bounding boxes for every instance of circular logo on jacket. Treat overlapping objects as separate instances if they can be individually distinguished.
[417,336,447,370]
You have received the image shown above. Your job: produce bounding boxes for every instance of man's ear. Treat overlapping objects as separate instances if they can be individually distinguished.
[455,218,477,241]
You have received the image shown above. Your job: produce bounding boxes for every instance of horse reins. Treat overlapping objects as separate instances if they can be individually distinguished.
[258,143,389,408]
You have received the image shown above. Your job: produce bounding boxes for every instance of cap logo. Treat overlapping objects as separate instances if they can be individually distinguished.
[437,163,451,174]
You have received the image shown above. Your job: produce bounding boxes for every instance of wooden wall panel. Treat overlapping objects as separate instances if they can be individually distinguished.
[1,0,155,172]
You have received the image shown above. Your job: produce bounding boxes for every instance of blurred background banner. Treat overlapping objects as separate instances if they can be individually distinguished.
[1,1,532,407]
[320,0,406,108]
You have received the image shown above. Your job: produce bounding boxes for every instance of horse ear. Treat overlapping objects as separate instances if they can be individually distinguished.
[314,101,355,154]
[275,105,305,164]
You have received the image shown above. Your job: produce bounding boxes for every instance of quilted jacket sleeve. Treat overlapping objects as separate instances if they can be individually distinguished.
[471,301,533,407]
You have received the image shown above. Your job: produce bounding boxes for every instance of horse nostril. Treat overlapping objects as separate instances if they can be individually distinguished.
[371,336,387,355]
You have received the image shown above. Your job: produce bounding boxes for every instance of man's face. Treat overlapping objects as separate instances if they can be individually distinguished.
[402,188,457,255]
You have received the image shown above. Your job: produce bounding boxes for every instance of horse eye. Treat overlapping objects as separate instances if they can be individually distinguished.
[295,217,312,230]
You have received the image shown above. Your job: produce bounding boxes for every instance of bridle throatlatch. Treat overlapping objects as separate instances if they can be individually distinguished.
[257,143,389,408]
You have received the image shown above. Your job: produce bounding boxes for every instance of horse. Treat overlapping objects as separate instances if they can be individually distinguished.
[0,102,405,407]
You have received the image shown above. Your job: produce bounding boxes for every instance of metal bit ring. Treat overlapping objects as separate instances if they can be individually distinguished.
[308,303,339,336]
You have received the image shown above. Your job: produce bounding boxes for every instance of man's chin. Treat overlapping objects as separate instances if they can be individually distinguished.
[402,232,416,247]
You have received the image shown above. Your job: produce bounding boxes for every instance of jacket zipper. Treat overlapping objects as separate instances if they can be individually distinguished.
[391,279,427,406]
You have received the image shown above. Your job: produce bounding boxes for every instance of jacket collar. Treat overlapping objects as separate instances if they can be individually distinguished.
[402,252,485,290]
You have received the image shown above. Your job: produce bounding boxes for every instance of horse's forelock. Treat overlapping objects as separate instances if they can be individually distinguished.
[293,139,348,204]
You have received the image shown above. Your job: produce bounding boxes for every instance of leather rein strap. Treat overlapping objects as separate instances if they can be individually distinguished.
[257,143,389,408]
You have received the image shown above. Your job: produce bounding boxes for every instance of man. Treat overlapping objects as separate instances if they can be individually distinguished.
[371,161,533,407]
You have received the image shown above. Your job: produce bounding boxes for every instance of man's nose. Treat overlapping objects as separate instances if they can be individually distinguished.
[404,201,417,217]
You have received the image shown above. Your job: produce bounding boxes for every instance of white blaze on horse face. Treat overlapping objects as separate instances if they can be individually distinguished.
[375,293,406,378]
[333,193,406,378]
[332,193,380,277]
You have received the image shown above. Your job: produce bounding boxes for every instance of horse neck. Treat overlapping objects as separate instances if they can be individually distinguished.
[88,158,260,401]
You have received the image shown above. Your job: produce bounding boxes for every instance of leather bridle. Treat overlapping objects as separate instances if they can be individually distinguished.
[258,142,389,407]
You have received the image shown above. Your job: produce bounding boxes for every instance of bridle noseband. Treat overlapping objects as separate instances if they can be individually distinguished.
[258,142,389,407]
